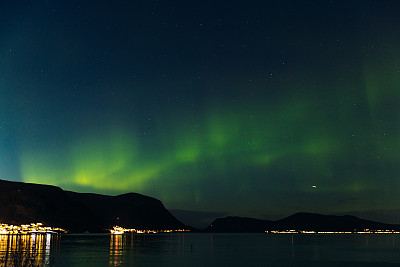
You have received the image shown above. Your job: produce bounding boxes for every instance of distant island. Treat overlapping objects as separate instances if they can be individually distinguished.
[205,213,400,233]
[1,179,400,234]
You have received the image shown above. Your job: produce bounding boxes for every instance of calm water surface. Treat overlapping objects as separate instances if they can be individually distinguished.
[1,233,400,266]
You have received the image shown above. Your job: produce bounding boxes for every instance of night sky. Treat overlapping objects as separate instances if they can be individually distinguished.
[2,0,400,228]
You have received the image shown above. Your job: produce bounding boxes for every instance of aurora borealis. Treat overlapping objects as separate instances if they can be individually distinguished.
[1,1,400,227]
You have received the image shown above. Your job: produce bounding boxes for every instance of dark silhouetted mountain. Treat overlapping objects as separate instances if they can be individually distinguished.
[0,179,188,233]
[205,212,400,233]
[66,191,187,231]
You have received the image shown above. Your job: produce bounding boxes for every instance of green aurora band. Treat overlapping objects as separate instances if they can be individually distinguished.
[18,53,400,219]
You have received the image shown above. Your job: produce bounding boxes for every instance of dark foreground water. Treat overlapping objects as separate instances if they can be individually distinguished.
[1,233,400,266]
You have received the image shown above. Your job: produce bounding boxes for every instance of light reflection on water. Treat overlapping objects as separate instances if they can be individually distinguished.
[109,234,123,266]
[0,233,60,266]
[108,233,190,266]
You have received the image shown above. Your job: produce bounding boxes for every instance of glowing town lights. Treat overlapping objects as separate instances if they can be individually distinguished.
[0,223,66,234]
[109,226,190,234]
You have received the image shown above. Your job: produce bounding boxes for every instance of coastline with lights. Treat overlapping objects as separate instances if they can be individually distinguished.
[2,222,399,236]
[0,223,67,235]
[109,225,190,234]
[266,229,400,234]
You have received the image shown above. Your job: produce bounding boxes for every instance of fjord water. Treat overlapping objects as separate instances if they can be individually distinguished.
[2,233,400,266]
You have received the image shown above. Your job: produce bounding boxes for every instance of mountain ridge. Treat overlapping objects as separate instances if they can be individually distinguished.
[0,179,189,233]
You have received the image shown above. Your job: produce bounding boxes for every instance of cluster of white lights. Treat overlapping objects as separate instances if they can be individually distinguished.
[0,222,66,234]
[109,226,190,234]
